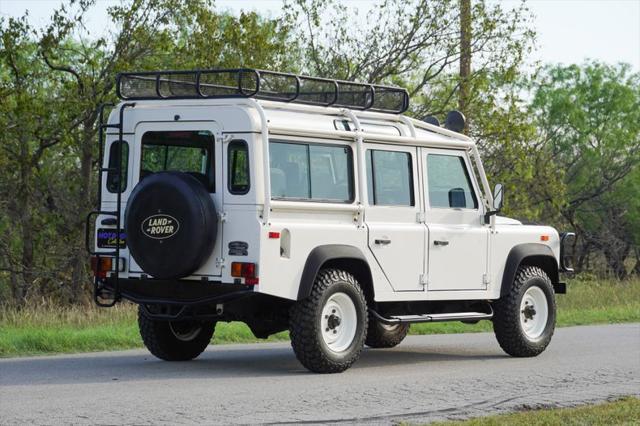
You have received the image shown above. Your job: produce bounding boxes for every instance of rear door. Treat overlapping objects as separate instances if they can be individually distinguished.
[421,148,488,291]
[127,121,224,277]
[364,144,425,291]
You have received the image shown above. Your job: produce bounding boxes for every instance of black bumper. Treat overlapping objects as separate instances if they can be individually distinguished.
[104,277,253,306]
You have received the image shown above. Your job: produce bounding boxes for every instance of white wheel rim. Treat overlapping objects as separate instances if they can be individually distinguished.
[520,286,549,340]
[321,292,358,353]
[169,322,202,342]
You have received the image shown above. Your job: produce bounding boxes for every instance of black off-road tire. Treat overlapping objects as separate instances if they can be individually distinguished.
[138,306,215,361]
[289,269,368,374]
[492,265,556,357]
[365,317,409,348]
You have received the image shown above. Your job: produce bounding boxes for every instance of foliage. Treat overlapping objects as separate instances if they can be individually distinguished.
[530,62,640,278]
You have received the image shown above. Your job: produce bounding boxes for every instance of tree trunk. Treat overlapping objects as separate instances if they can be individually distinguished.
[603,242,630,280]
[18,133,34,304]
[458,0,471,133]
[632,248,640,276]
[69,118,97,303]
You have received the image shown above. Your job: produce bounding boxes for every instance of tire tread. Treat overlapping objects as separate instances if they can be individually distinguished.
[289,269,367,373]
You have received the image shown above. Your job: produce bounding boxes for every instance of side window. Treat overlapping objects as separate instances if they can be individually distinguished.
[228,140,250,194]
[269,141,353,202]
[366,149,414,206]
[106,141,128,193]
[427,154,478,209]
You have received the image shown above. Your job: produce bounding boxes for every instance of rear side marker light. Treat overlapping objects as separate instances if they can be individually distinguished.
[540,235,550,242]
[269,232,280,239]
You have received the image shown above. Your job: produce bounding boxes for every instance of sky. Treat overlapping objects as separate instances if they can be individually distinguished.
[1,0,639,71]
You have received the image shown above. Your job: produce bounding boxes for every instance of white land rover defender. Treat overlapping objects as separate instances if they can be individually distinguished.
[87,69,575,373]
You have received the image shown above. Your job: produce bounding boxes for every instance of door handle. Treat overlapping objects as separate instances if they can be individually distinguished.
[434,240,449,246]
[101,218,117,226]
[375,238,391,245]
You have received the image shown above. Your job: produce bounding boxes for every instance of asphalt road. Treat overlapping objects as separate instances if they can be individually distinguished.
[1,324,639,425]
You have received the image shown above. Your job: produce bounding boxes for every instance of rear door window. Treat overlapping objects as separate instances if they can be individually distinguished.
[366,149,414,206]
[140,131,214,192]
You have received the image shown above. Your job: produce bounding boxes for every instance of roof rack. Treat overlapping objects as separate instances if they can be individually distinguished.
[116,68,410,114]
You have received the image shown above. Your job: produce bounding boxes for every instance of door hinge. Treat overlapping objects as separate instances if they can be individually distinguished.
[218,212,227,223]
[216,258,226,268]
[416,212,426,223]
[482,274,490,286]
[420,274,428,286]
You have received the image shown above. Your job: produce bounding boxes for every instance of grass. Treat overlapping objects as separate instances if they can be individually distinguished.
[0,277,638,357]
[422,397,640,425]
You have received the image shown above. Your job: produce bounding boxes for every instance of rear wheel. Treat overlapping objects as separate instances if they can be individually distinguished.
[138,306,215,361]
[366,317,409,348]
[492,265,556,357]
[289,269,368,373]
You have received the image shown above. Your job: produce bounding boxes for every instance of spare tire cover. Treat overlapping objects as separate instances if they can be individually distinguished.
[125,171,218,280]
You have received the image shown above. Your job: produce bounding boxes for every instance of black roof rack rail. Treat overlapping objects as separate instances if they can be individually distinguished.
[116,68,410,114]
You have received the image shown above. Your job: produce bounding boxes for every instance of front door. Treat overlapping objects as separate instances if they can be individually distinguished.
[128,121,224,277]
[365,145,425,291]
[421,148,488,291]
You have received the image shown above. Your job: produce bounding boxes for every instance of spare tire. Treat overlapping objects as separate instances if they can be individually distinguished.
[125,171,218,280]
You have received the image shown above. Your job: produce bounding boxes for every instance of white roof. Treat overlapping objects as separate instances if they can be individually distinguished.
[110,98,473,149]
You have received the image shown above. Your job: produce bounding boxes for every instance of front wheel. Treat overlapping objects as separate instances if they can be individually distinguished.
[289,269,368,373]
[138,306,215,361]
[492,265,556,357]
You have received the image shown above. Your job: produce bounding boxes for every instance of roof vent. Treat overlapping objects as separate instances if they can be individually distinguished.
[444,110,466,133]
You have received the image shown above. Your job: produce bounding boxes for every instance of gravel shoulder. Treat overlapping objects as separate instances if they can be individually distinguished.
[1,324,638,425]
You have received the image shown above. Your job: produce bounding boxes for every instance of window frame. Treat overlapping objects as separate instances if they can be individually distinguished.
[366,148,415,207]
[139,130,216,193]
[268,139,355,204]
[425,150,480,211]
[227,139,250,195]
[106,140,129,194]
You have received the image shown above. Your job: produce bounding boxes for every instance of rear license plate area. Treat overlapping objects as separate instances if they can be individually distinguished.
[97,228,127,248]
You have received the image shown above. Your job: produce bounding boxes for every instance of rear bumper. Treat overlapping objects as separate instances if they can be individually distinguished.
[104,277,253,306]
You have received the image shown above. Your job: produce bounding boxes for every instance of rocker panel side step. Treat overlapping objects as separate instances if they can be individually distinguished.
[370,309,493,325]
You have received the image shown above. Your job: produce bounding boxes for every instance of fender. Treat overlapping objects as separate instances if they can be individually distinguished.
[297,245,370,300]
[500,243,560,297]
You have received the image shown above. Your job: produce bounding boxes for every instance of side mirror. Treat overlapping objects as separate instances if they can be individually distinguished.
[493,183,504,211]
[484,183,504,224]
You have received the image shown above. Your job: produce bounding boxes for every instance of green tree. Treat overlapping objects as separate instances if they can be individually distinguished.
[530,62,640,278]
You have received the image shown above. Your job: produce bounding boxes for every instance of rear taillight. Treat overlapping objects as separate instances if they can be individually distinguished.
[90,256,112,279]
[90,256,125,278]
[231,262,259,285]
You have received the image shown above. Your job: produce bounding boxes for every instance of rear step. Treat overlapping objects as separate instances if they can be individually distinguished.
[370,308,493,325]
